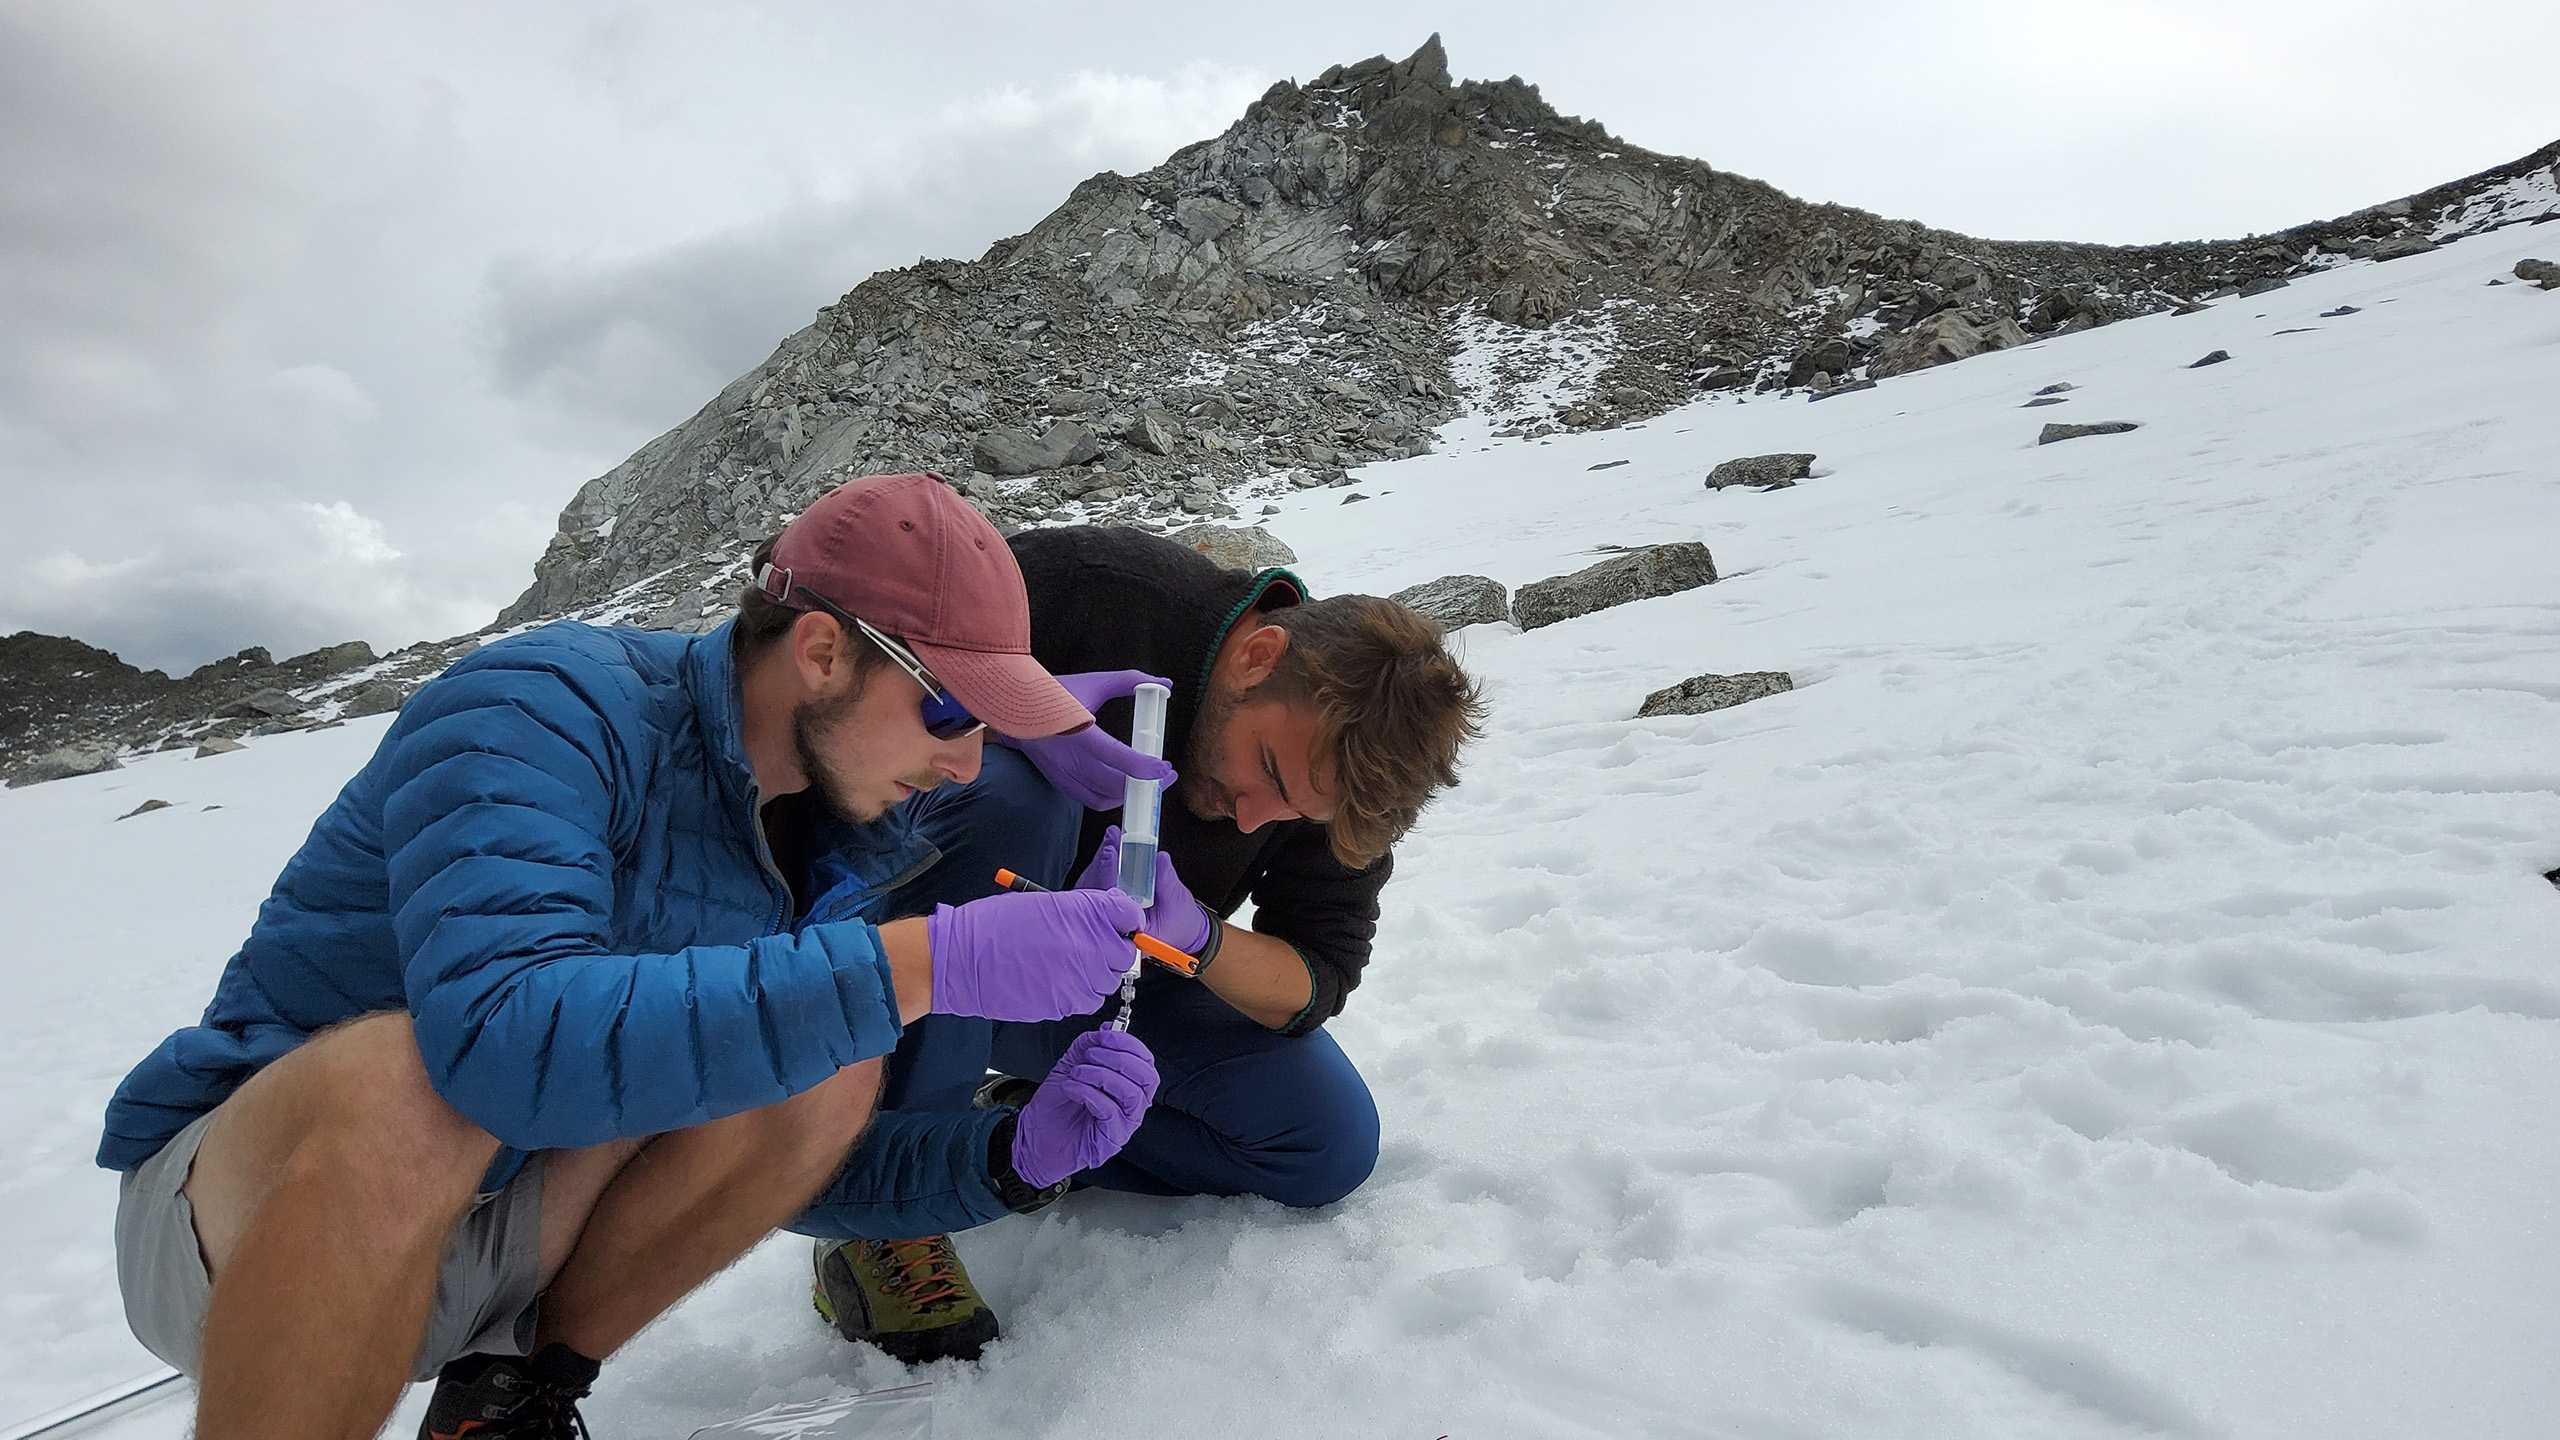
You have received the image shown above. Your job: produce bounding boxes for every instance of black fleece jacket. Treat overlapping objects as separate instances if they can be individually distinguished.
[1010,525,1390,1035]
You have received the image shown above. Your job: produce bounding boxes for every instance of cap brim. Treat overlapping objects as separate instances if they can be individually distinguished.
[909,641,1093,740]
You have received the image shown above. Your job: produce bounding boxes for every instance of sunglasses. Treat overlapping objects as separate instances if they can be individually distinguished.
[755,563,985,740]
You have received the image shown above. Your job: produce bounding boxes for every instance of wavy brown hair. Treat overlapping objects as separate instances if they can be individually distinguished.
[1260,595,1487,867]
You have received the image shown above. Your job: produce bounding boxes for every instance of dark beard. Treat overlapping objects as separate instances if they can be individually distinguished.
[790,684,875,824]
[1178,682,1244,822]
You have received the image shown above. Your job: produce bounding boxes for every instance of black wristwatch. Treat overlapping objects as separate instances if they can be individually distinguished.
[1149,900,1222,978]
[985,1111,1071,1214]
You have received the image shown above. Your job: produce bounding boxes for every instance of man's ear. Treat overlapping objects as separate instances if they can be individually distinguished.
[790,611,852,693]
[1231,623,1292,689]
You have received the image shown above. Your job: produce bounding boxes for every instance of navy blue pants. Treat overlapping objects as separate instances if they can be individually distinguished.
[879,746,1380,1211]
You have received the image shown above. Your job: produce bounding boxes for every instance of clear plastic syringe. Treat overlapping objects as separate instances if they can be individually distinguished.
[1109,682,1171,1032]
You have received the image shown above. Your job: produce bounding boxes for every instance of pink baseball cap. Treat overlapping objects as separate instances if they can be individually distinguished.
[758,473,1092,739]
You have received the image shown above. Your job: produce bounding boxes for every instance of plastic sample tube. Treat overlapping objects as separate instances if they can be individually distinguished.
[1110,682,1172,1030]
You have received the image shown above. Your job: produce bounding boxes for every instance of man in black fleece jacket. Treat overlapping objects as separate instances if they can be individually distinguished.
[794,523,1484,1363]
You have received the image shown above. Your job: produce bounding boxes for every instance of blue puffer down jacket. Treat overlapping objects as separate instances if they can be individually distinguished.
[97,620,920,1173]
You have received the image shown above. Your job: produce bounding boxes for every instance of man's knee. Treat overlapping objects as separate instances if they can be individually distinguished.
[1267,1073,1380,1208]
[263,1013,495,1172]
[751,1059,885,1178]
[189,1013,499,1268]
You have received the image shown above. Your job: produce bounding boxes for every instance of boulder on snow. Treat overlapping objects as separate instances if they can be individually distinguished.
[116,799,174,821]
[1806,378,1876,403]
[6,743,123,788]
[2039,421,2143,445]
[2189,350,2232,368]
[195,736,248,759]
[1636,671,1794,718]
[2023,396,2070,408]
[1705,453,1815,491]
[340,680,410,719]
[1512,543,1717,631]
[283,640,378,671]
[1390,574,1511,631]
[1171,524,1296,572]
[2319,305,2361,318]
[220,687,305,720]
[2516,259,2560,289]
[2364,236,2439,261]
[2034,383,2077,396]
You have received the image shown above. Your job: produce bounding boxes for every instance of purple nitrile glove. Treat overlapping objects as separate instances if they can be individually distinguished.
[924,887,1143,1021]
[1010,1029,1160,1188]
[997,670,1178,810]
[1076,824,1215,954]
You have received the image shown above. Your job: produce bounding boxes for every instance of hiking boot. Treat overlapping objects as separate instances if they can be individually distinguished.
[417,1344,599,1439]
[810,1236,999,1364]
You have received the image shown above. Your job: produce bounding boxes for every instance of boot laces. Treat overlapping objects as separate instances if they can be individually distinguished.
[527,1378,592,1440]
[871,1237,969,1311]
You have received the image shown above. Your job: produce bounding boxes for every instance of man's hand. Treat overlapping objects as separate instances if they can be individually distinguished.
[1075,824,1216,955]
[997,669,1177,809]
[1009,1030,1159,1188]
[923,888,1143,1021]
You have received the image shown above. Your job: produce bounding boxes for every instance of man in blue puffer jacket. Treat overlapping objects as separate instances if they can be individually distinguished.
[96,473,1168,1440]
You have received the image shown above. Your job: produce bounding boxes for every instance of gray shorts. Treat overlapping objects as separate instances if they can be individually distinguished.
[114,1108,548,1382]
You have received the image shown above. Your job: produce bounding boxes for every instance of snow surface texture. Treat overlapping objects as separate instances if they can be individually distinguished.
[6,227,2558,1438]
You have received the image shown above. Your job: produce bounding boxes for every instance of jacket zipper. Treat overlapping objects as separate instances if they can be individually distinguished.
[743,782,789,935]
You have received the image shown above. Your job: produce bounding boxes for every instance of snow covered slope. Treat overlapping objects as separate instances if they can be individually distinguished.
[7,228,2557,1438]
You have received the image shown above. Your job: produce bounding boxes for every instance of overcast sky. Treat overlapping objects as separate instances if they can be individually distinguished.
[5,1,2553,672]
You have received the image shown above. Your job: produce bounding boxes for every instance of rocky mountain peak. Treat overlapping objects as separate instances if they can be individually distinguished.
[8,37,2556,783]
[476,62,2553,631]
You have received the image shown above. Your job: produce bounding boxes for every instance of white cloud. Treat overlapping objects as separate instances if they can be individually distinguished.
[299,501,401,566]
[30,550,152,588]
[948,64,1269,162]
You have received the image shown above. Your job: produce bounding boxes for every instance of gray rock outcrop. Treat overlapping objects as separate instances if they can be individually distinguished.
[1870,309,2031,379]
[1636,670,1794,717]
[1706,453,1815,490]
[222,689,306,720]
[2039,421,2143,444]
[973,422,1104,477]
[1389,574,1511,630]
[6,744,121,788]
[340,681,410,719]
[1513,543,1717,631]
[2366,236,2439,261]
[1172,524,1297,571]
